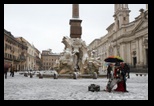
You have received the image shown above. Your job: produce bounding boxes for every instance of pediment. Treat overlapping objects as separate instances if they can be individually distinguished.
[133,20,148,33]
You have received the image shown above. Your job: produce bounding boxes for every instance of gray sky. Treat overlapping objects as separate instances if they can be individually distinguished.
[4,4,146,53]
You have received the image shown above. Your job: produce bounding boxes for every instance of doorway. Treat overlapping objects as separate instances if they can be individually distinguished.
[133,57,137,68]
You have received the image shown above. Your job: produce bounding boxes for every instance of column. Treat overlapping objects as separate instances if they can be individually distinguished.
[139,38,143,66]
[136,38,140,67]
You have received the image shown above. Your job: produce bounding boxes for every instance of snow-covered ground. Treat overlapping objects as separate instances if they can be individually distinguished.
[4,72,148,100]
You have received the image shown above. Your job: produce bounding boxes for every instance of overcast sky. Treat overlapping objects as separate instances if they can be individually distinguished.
[4,4,146,53]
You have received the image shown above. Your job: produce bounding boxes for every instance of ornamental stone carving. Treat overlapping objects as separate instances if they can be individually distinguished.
[53,36,101,74]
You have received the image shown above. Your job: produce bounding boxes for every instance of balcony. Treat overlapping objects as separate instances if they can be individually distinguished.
[36,61,42,65]
[20,55,26,61]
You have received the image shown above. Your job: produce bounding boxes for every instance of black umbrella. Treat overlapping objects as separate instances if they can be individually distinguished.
[104,56,124,63]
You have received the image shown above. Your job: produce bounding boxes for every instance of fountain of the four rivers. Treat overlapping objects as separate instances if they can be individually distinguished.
[53,4,101,79]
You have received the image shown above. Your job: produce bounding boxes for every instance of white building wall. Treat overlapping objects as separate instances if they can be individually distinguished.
[88,4,148,71]
[126,42,131,64]
[139,38,144,66]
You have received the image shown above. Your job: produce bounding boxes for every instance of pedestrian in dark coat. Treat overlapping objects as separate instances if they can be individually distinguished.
[11,66,15,77]
[10,70,12,76]
[4,63,10,79]
[4,67,8,79]
[124,63,130,79]
[9,64,14,77]
[120,63,129,92]
[107,64,112,79]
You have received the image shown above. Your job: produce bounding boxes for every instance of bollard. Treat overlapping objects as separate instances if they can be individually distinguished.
[73,72,77,79]
[39,73,43,79]
[24,73,28,77]
[93,72,97,79]
[30,73,33,78]
[53,73,58,79]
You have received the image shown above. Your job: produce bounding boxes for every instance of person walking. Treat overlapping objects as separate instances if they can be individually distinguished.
[9,64,14,77]
[4,63,10,79]
[124,63,130,79]
[4,67,8,79]
[120,62,129,92]
[10,64,12,76]
[11,65,15,77]
[107,64,112,79]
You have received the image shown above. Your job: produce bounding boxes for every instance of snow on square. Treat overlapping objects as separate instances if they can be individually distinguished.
[4,72,148,100]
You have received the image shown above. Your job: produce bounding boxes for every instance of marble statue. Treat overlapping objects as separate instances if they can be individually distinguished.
[53,36,101,74]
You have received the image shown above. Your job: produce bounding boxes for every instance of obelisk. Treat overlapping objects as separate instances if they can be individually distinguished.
[69,4,82,38]
[72,4,79,18]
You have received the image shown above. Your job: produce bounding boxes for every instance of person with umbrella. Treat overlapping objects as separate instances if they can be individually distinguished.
[113,62,126,92]
[104,56,127,92]
[104,56,124,63]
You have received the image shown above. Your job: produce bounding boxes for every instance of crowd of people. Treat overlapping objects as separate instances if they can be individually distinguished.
[106,62,130,92]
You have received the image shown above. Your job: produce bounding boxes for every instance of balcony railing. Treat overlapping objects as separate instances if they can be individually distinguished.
[20,55,26,61]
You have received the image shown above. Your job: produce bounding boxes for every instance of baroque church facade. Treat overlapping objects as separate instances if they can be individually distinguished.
[88,4,148,72]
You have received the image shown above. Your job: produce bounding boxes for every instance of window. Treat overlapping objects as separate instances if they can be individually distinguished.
[117,20,119,29]
[5,53,7,58]
[5,44,7,50]
[9,54,11,59]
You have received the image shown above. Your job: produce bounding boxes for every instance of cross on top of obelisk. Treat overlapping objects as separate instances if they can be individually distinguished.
[72,4,79,18]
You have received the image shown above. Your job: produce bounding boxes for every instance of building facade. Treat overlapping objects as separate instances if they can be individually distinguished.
[26,42,36,70]
[88,4,148,72]
[5,30,42,71]
[41,49,61,70]
[34,47,42,70]
[4,29,28,71]
[16,37,36,71]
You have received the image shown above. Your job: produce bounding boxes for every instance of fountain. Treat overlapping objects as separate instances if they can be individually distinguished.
[53,36,101,76]
[53,4,101,78]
